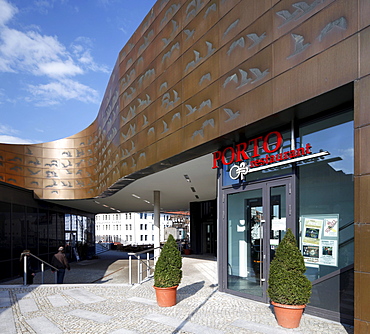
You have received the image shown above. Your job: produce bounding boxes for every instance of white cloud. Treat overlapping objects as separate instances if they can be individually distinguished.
[0,27,73,76]
[0,134,36,144]
[27,78,100,106]
[0,0,109,106]
[0,123,18,135]
[38,60,84,78]
[71,37,110,74]
[0,123,36,144]
[0,0,17,26]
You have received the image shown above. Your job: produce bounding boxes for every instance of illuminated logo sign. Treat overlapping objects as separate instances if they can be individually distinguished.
[212,131,329,180]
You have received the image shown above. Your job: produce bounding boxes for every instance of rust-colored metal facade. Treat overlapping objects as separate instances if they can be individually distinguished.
[0,0,369,330]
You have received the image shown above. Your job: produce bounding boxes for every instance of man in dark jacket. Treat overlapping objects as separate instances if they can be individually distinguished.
[51,246,70,284]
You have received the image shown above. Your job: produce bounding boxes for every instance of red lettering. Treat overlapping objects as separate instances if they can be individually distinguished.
[268,154,275,164]
[296,147,305,157]
[221,147,235,165]
[305,143,312,155]
[249,136,263,158]
[235,142,249,162]
[250,160,260,168]
[276,153,283,161]
[263,131,283,153]
[212,151,222,169]
[289,150,296,158]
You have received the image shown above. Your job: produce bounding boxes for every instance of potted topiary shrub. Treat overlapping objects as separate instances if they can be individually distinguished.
[267,228,312,328]
[153,234,182,307]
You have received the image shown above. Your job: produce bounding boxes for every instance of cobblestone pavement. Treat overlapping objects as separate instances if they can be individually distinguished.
[0,251,354,334]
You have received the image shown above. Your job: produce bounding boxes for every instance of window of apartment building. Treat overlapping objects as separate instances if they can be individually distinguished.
[140,235,143,241]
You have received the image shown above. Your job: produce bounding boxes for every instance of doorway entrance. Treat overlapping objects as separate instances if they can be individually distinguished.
[223,177,294,302]
[202,221,216,254]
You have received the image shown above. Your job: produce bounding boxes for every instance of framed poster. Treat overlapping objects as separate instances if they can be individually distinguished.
[319,240,338,266]
[303,218,323,245]
[323,218,338,237]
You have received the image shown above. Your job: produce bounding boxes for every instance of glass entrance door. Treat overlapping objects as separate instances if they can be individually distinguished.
[225,178,293,302]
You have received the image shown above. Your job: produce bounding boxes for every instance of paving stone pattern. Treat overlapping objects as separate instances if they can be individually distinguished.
[0,252,354,334]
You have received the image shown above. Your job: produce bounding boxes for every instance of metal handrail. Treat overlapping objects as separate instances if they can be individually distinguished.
[128,247,161,285]
[21,251,59,285]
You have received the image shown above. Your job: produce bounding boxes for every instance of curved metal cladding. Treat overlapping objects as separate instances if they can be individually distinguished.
[0,0,362,200]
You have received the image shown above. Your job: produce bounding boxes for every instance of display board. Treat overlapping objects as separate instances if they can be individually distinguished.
[300,215,339,267]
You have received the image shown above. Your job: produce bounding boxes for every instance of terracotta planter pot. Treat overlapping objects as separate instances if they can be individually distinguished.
[183,249,191,255]
[154,285,178,307]
[271,301,306,328]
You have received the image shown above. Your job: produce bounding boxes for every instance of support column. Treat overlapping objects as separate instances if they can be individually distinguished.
[154,190,161,261]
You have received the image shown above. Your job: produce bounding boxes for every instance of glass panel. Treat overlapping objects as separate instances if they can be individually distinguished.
[298,110,354,317]
[227,189,263,297]
[270,185,287,262]
[27,207,38,252]
[0,202,11,261]
[49,212,58,250]
[57,213,65,245]
[39,209,48,255]
[12,204,26,257]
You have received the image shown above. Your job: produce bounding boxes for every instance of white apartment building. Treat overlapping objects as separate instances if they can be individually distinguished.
[95,212,187,246]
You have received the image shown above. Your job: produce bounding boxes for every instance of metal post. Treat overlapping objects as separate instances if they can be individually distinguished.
[54,271,58,284]
[41,263,44,284]
[146,252,150,278]
[138,254,141,284]
[154,190,160,262]
[129,255,132,285]
[23,254,27,286]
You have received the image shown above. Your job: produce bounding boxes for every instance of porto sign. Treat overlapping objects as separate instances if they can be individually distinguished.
[212,131,329,180]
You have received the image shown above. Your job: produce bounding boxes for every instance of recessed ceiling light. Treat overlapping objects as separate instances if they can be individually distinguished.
[184,175,191,182]
[132,194,141,199]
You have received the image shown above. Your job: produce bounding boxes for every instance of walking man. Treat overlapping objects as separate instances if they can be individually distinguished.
[51,246,70,284]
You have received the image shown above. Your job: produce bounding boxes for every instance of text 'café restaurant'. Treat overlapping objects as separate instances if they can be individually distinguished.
[0,0,369,331]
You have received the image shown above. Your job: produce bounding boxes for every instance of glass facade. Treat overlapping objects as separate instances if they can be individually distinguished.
[220,108,354,320]
[297,111,354,316]
[0,186,95,281]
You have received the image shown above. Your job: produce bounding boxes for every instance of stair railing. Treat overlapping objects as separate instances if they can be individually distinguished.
[21,251,59,285]
[128,247,161,285]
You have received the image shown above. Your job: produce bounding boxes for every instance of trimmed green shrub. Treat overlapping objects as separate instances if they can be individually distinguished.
[268,228,312,305]
[154,234,182,288]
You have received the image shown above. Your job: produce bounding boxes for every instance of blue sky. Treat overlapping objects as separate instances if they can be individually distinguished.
[0,0,156,144]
